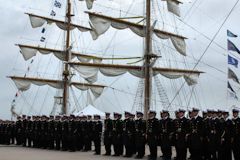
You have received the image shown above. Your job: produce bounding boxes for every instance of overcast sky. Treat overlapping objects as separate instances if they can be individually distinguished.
[1,0,240,120]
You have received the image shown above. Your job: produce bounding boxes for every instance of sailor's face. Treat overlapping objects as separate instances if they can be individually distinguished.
[233,112,239,118]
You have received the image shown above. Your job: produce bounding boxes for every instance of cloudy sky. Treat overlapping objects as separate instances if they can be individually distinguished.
[1,0,240,120]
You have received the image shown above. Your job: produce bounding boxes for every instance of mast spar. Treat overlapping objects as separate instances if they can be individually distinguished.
[62,0,72,114]
[144,0,152,119]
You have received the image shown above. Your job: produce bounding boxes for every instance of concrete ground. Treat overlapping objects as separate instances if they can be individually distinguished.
[0,145,176,160]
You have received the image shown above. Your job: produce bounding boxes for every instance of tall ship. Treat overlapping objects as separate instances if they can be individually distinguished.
[9,0,204,118]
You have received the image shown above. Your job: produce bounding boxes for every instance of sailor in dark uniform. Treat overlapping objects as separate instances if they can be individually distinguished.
[174,109,189,160]
[123,111,135,157]
[103,112,113,156]
[61,115,68,151]
[135,111,146,159]
[54,115,62,150]
[83,115,93,151]
[68,115,77,152]
[92,114,103,155]
[232,108,240,160]
[147,111,159,160]
[75,116,83,151]
[21,115,27,147]
[218,111,233,160]
[159,110,174,160]
[188,108,204,160]
[16,116,22,145]
[112,112,123,156]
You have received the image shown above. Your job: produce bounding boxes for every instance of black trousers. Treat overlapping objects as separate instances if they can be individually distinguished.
[161,146,172,160]
[104,135,112,155]
[135,135,145,158]
[175,147,187,160]
[94,137,101,154]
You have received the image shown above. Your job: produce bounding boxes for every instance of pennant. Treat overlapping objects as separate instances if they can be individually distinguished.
[227,30,238,38]
[228,39,240,54]
[228,90,238,100]
[54,0,62,8]
[228,55,238,68]
[228,81,236,93]
[228,68,239,84]
[50,10,56,16]
[40,37,46,42]
[30,59,34,63]
[41,28,46,33]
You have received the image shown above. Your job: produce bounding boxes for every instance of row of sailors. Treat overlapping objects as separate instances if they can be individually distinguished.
[0,108,240,160]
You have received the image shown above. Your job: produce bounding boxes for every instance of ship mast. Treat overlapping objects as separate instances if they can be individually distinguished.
[144,0,152,119]
[62,0,72,114]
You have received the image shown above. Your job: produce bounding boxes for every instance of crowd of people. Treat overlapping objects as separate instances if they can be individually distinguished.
[0,108,240,160]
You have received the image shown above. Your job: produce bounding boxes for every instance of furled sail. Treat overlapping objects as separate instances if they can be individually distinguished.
[86,12,186,56]
[17,44,103,63]
[9,76,105,98]
[79,0,94,9]
[27,13,91,32]
[69,62,203,85]
[162,0,182,17]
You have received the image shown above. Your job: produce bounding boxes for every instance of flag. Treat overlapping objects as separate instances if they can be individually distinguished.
[228,90,238,100]
[41,28,46,33]
[40,37,46,42]
[228,68,239,84]
[30,59,34,63]
[227,30,238,38]
[228,55,238,68]
[54,0,62,8]
[50,10,56,16]
[228,81,236,93]
[228,39,240,54]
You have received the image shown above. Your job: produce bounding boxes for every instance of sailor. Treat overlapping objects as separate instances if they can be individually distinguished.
[81,115,87,151]
[218,111,233,160]
[188,108,204,160]
[83,115,93,151]
[134,111,146,159]
[92,114,103,155]
[232,108,240,160]
[25,116,32,147]
[112,112,123,156]
[147,110,159,160]
[68,115,77,152]
[47,115,55,149]
[174,109,189,160]
[53,115,61,150]
[202,110,212,160]
[10,120,16,145]
[159,110,174,160]
[75,116,83,151]
[123,111,135,157]
[21,115,27,147]
[61,115,68,151]
[16,117,22,145]
[103,112,113,156]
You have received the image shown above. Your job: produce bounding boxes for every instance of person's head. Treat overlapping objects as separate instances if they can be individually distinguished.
[178,109,185,118]
[192,108,199,117]
[124,111,130,119]
[105,112,110,119]
[232,109,239,118]
[136,112,143,119]
[148,111,156,119]
[161,110,169,119]
[223,111,229,119]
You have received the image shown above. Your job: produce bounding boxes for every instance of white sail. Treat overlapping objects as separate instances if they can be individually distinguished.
[69,62,202,86]
[18,45,103,63]
[10,76,105,98]
[27,13,91,32]
[86,12,186,56]
[162,0,182,17]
